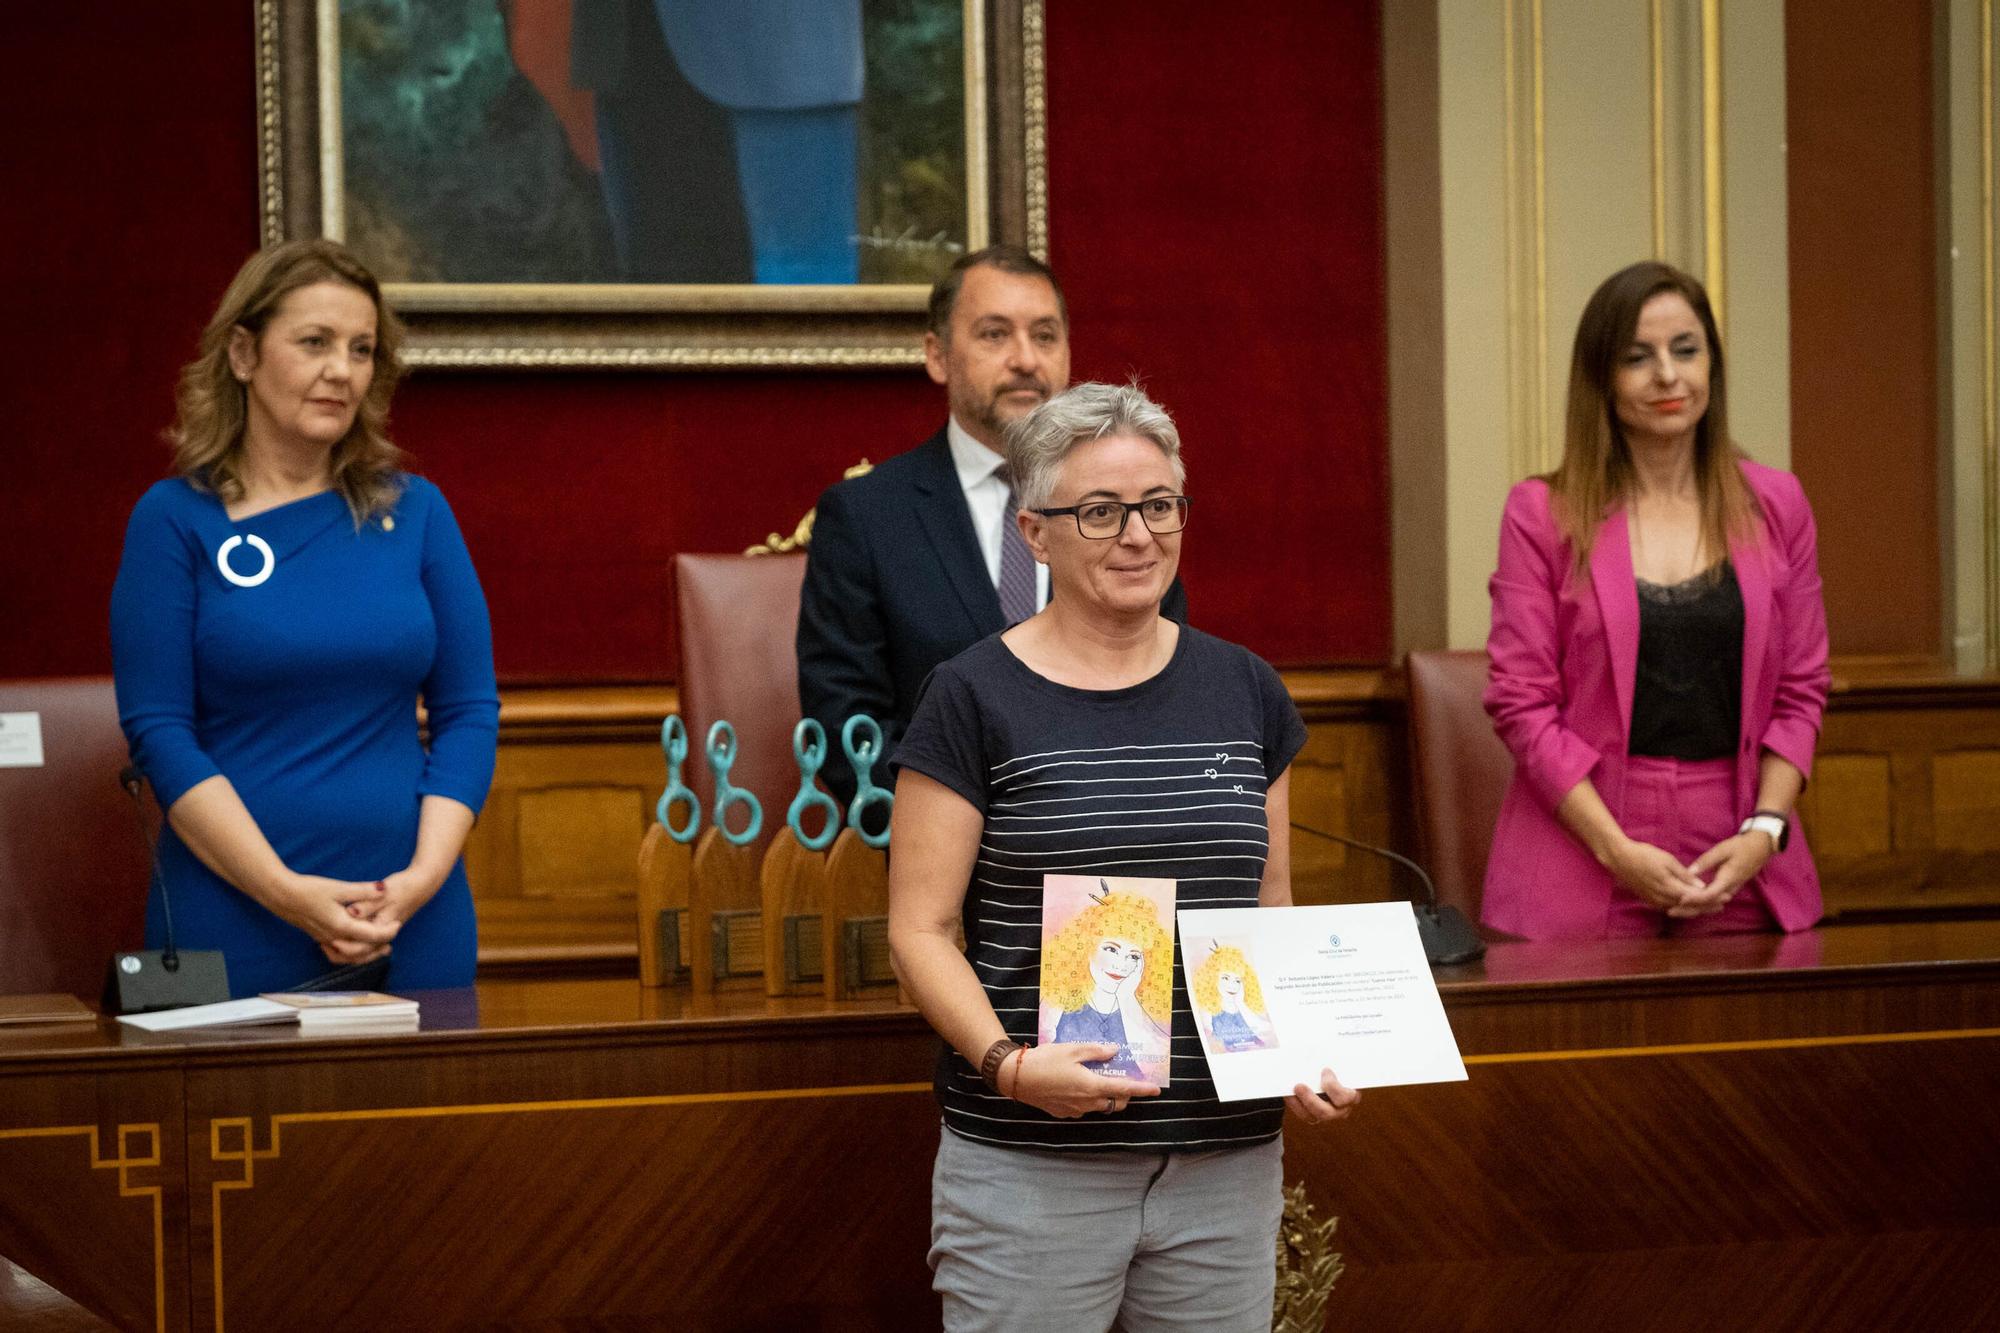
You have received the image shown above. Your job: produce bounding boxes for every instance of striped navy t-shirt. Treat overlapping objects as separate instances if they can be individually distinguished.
[891,626,1308,1152]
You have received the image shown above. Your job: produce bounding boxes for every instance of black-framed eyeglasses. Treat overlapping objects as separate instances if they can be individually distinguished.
[1032,495,1190,539]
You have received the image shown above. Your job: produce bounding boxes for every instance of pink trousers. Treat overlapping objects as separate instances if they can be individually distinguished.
[1602,755,1779,938]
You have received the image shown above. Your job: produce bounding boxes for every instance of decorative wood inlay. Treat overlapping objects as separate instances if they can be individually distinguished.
[1802,753,1893,857]
[1932,750,2000,852]
[516,786,646,898]
[0,1123,165,1332]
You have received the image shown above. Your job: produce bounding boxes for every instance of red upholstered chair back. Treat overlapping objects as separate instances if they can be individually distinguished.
[672,554,809,851]
[0,678,149,997]
[1405,650,1513,921]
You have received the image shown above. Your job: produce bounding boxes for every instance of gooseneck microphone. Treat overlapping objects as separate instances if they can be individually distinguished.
[1290,821,1486,967]
[102,766,231,1013]
[120,765,179,970]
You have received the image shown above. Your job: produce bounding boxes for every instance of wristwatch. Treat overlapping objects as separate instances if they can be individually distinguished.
[1740,810,1790,853]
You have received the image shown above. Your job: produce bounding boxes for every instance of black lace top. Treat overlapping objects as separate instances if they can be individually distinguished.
[1629,560,1744,760]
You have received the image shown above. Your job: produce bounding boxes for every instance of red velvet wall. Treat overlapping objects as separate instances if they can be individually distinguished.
[1,2,1386,684]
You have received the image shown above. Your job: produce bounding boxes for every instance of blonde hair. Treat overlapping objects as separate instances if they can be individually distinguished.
[1191,945,1266,1017]
[1546,261,1760,578]
[170,238,407,525]
[1040,890,1173,1027]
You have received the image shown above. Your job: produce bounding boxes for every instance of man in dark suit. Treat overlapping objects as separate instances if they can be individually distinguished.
[798,246,1189,801]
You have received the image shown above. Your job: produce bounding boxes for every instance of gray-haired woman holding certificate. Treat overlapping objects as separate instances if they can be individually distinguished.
[888,382,1360,1332]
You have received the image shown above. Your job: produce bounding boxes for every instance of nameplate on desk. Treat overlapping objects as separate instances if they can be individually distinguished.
[0,713,44,768]
[711,910,764,979]
[654,908,691,984]
[783,915,825,984]
[842,916,896,990]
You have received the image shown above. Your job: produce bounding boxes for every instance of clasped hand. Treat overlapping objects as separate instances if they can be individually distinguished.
[1608,831,1773,917]
[276,873,400,966]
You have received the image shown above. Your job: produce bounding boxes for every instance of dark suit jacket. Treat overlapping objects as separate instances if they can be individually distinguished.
[797,429,1190,803]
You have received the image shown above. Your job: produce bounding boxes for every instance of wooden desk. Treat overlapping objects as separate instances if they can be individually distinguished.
[3,922,1998,1331]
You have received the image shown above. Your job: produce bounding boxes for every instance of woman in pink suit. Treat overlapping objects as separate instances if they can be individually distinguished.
[1483,261,1830,940]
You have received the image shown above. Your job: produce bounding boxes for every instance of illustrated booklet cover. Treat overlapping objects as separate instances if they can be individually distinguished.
[1038,875,1177,1084]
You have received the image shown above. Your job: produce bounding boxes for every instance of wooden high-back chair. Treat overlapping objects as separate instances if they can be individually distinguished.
[0,677,149,997]
[1405,650,1514,921]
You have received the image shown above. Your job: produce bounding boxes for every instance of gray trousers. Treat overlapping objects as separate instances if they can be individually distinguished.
[928,1127,1284,1332]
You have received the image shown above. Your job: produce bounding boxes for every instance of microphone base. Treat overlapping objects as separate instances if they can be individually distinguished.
[103,950,232,1015]
[1413,903,1486,967]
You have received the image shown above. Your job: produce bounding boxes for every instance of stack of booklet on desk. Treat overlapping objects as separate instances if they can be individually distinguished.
[117,992,420,1033]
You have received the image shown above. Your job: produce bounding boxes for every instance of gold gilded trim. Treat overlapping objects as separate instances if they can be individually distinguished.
[0,1123,165,1333]
[746,459,876,555]
[1701,0,1726,324]
[255,0,283,247]
[1649,0,1667,258]
[964,0,992,252]
[405,345,924,370]
[1024,0,1050,258]
[208,1082,930,1331]
[1530,0,1550,474]
[1983,0,1997,671]
[1501,0,1552,479]
[316,0,342,238]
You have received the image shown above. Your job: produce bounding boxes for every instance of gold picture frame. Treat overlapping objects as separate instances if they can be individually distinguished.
[254,0,1046,369]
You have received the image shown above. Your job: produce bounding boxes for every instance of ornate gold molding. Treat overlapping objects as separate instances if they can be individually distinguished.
[255,0,283,248]
[1649,0,1667,258]
[746,459,876,555]
[1024,0,1049,258]
[1501,0,1552,479]
[1983,0,1997,670]
[1700,0,1726,325]
[406,347,924,370]
[0,1122,165,1333]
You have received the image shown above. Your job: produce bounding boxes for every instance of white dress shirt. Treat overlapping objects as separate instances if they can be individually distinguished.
[947,416,1050,611]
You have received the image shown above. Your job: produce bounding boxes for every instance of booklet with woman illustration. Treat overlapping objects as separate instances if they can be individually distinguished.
[1037,876,1178,1085]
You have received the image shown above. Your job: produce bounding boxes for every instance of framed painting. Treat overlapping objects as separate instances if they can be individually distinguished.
[255,0,1047,368]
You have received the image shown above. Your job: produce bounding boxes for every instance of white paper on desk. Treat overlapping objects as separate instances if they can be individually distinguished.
[0,713,44,768]
[117,998,298,1032]
[1177,901,1467,1099]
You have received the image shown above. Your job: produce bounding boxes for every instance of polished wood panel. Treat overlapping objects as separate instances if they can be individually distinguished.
[478,666,2000,968]
[0,1065,186,1333]
[5,923,1999,1330]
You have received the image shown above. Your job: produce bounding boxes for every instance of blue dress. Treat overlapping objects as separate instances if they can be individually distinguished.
[110,476,498,996]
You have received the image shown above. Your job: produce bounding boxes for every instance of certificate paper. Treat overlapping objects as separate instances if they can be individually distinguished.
[1178,902,1467,1099]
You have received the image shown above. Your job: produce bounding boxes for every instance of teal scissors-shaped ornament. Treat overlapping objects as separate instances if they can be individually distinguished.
[842,714,893,849]
[786,719,843,851]
[706,720,763,846]
[654,716,700,842]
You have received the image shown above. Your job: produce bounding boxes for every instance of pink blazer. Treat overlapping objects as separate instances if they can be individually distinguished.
[1482,460,1831,938]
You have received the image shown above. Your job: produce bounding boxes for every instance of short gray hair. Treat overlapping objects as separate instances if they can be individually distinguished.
[1002,381,1185,512]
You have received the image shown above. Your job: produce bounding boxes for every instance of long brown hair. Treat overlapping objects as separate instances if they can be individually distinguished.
[170,238,406,525]
[1545,261,1759,576]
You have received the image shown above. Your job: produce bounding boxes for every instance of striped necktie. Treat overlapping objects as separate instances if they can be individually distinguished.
[997,476,1038,624]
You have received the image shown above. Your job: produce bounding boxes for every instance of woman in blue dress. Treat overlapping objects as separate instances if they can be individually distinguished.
[111,239,498,997]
